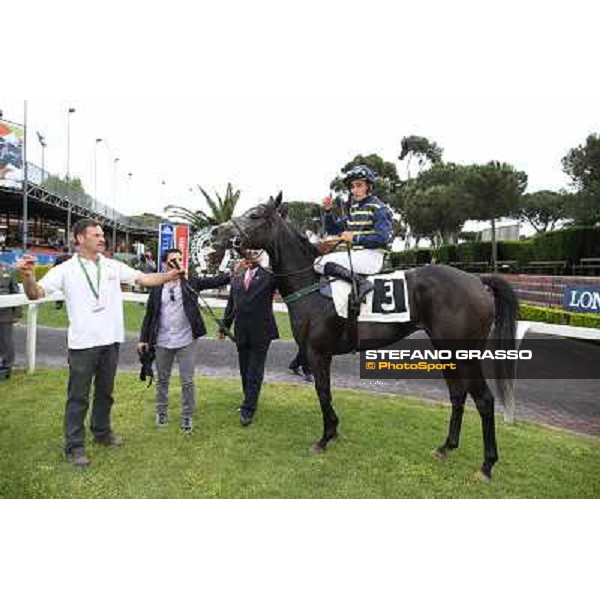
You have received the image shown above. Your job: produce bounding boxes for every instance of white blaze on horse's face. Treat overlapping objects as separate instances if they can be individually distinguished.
[210,222,238,253]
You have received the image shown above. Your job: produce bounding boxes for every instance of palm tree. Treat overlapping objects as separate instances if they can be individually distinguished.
[165,183,241,230]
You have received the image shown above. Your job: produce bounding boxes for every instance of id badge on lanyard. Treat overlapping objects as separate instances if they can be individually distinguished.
[77,255,105,312]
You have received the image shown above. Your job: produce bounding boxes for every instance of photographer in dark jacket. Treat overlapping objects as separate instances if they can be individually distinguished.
[139,248,230,432]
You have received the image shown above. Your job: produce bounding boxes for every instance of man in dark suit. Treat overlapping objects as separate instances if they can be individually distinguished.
[220,251,279,426]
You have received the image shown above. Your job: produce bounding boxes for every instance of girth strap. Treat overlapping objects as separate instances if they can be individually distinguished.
[282,282,321,305]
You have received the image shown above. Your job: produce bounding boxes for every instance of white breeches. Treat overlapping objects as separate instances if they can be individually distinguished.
[314,249,384,275]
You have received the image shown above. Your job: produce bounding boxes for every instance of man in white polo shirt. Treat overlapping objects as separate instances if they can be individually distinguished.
[18,218,184,468]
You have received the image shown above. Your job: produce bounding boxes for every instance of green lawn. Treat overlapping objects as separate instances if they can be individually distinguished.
[24,302,295,340]
[1,370,598,498]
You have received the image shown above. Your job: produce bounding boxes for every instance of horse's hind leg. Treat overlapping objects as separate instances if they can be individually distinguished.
[468,374,498,482]
[308,350,338,453]
[433,374,467,460]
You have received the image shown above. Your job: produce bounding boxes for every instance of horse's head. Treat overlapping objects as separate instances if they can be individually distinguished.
[211,191,285,255]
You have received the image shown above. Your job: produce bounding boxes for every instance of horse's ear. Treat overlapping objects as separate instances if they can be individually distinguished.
[274,191,283,207]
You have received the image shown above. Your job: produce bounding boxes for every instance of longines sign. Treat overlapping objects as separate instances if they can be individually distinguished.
[563,286,600,314]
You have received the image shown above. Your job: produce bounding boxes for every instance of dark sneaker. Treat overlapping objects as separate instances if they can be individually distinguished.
[94,433,123,447]
[181,416,193,434]
[156,412,168,427]
[240,412,253,427]
[66,447,90,468]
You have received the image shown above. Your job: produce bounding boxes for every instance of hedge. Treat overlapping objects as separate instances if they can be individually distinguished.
[530,227,600,261]
[389,227,600,267]
[519,303,600,329]
[387,248,432,268]
[436,244,458,264]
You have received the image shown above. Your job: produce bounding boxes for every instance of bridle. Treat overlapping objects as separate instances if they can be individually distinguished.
[219,209,344,278]
[229,218,250,253]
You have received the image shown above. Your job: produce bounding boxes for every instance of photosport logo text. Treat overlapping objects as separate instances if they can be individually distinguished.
[360,347,533,380]
[359,339,598,380]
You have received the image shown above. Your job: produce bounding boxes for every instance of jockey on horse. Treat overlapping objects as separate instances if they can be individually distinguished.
[314,165,393,306]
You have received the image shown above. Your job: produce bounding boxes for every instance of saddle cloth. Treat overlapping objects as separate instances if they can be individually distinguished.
[330,270,411,322]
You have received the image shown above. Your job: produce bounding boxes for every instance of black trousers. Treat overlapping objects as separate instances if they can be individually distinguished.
[65,343,120,453]
[237,342,270,417]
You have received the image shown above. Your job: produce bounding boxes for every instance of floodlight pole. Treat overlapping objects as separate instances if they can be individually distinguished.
[22,100,29,251]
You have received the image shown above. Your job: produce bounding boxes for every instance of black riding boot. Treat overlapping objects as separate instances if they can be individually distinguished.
[323,262,374,305]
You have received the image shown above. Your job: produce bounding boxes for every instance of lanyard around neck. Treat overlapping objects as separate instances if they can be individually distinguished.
[77,254,101,300]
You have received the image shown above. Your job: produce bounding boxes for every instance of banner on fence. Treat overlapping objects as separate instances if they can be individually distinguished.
[158,223,190,272]
[0,120,24,189]
[563,286,600,314]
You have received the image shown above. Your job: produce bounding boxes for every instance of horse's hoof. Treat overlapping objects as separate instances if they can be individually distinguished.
[431,447,447,461]
[474,469,492,484]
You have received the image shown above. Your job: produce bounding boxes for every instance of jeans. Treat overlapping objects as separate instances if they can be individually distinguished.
[155,341,197,417]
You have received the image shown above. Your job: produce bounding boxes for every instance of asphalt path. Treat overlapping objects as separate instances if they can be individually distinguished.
[11,326,600,437]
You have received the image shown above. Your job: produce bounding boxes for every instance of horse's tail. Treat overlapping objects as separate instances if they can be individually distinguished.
[480,275,519,408]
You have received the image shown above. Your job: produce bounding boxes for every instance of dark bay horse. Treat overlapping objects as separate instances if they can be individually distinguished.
[212,194,519,481]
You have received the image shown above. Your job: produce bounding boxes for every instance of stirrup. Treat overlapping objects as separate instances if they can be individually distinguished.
[348,283,371,314]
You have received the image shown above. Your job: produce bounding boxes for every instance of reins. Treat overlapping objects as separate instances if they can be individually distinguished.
[167,260,236,342]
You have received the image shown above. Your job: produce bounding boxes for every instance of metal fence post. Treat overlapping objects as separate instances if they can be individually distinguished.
[503,322,531,424]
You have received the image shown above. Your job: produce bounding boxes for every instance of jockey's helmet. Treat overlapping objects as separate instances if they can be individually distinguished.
[343,165,377,189]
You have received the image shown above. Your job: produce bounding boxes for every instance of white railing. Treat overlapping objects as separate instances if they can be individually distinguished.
[0,292,288,374]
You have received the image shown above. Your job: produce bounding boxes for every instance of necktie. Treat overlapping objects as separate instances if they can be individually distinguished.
[244,268,254,291]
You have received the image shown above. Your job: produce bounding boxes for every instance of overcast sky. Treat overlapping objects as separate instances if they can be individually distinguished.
[3,0,599,222]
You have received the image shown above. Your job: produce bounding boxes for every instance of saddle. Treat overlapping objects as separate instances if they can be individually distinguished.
[316,236,345,255]
[323,271,412,323]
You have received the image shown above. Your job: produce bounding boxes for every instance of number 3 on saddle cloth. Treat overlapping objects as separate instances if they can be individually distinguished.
[325,271,411,323]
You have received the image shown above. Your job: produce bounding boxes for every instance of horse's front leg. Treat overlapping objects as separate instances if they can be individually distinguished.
[308,350,338,452]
